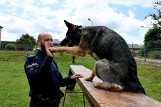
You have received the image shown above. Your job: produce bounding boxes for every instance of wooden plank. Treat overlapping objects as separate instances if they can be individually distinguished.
[70,65,161,107]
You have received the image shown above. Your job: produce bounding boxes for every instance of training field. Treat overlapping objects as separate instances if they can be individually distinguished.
[0,51,161,107]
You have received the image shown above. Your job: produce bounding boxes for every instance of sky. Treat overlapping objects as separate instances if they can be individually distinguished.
[0,0,158,45]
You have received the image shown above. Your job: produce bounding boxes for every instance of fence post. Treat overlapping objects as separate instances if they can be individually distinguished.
[144,44,146,62]
[132,43,134,56]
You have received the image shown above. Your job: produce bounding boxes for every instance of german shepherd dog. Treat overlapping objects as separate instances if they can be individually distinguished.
[49,20,146,94]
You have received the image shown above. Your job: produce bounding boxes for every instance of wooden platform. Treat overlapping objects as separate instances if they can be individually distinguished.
[70,65,161,107]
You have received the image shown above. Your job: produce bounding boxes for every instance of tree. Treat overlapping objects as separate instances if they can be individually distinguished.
[144,28,161,42]
[144,28,161,50]
[144,1,161,49]
[16,33,36,50]
[146,1,161,28]
[141,1,161,59]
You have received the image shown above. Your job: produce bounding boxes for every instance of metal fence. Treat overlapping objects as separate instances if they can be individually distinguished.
[1,42,161,62]
[135,47,161,62]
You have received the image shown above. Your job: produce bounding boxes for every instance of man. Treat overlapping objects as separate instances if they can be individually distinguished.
[24,33,83,107]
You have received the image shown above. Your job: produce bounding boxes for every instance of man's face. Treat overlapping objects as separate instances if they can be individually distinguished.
[37,34,53,51]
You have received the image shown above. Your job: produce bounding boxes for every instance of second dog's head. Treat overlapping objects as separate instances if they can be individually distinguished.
[60,20,82,47]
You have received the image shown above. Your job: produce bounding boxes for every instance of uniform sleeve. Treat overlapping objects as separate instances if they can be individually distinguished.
[24,56,53,80]
[58,72,75,87]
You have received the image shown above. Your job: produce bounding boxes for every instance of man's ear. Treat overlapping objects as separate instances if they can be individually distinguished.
[37,40,41,46]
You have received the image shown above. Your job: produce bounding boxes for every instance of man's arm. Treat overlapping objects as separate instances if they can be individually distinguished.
[25,41,54,80]
[24,56,53,80]
[58,72,83,87]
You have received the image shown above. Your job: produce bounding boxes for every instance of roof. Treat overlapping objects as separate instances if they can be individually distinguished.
[128,44,142,49]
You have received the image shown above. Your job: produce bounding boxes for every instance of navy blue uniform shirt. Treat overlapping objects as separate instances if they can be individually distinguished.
[24,50,73,99]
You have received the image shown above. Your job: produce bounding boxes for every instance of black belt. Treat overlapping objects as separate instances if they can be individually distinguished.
[31,94,60,104]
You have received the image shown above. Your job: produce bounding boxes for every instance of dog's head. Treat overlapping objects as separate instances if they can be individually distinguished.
[60,20,82,47]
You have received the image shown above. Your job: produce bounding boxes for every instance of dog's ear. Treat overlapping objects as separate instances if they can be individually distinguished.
[64,20,74,29]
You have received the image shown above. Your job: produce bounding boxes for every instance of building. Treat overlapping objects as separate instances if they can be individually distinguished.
[128,44,142,56]
[53,39,60,45]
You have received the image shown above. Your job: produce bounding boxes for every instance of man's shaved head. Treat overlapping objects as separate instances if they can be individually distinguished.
[37,33,52,41]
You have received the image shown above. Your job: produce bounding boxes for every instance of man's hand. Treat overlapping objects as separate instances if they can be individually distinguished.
[45,42,54,57]
[71,74,84,79]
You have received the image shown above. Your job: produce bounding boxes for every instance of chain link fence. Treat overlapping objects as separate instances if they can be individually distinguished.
[136,47,161,62]
[1,42,161,62]
[128,42,161,61]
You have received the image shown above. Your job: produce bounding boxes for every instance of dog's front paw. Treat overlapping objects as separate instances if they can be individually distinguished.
[84,77,93,81]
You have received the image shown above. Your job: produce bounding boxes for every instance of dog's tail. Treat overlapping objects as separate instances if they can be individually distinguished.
[123,81,146,95]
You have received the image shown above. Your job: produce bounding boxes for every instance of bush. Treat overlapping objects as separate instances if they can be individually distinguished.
[148,51,161,59]
[16,44,27,51]
[5,43,15,51]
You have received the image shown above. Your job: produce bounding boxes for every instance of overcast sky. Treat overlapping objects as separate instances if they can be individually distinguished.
[0,0,158,45]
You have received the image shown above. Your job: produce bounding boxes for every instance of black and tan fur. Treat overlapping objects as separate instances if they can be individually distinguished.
[49,20,146,94]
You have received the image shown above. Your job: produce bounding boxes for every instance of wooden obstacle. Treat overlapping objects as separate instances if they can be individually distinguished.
[70,65,161,107]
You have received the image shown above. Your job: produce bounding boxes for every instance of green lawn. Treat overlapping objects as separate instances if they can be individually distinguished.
[0,51,161,107]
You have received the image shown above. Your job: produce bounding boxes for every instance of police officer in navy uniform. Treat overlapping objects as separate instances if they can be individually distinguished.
[24,33,83,107]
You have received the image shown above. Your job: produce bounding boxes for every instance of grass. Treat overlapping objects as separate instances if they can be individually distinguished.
[137,63,161,101]
[0,50,161,107]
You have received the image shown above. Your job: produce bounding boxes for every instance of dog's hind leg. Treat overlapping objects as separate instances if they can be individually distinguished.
[94,82,124,91]
[84,66,96,81]
[84,72,95,81]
